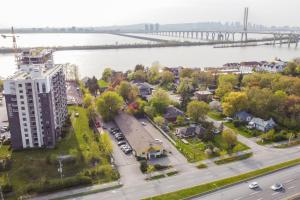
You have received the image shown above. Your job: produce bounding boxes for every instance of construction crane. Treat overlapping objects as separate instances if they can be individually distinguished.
[1,26,19,66]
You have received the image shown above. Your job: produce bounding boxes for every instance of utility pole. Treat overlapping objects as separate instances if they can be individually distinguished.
[58,158,63,182]
[243,7,249,42]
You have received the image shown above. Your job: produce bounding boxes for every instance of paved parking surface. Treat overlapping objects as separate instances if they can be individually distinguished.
[66,81,83,105]
[101,121,146,186]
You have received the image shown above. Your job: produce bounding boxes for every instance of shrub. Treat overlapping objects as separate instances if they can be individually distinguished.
[1,183,13,194]
[204,148,213,156]
[140,160,148,173]
[213,147,220,154]
[233,120,241,127]
[26,175,92,194]
[154,164,169,171]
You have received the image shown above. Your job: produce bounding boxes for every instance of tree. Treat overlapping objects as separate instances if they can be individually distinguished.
[0,80,3,92]
[96,91,124,121]
[102,68,113,82]
[161,71,175,86]
[86,76,99,95]
[177,78,194,109]
[179,68,193,78]
[222,129,237,149]
[186,100,209,122]
[154,116,165,127]
[146,164,155,178]
[133,70,147,82]
[215,74,238,98]
[83,93,93,107]
[192,71,213,88]
[87,104,96,122]
[100,132,113,154]
[215,82,233,98]
[176,115,185,126]
[283,62,298,76]
[222,92,248,116]
[147,64,160,84]
[144,105,157,118]
[134,64,145,72]
[149,89,170,114]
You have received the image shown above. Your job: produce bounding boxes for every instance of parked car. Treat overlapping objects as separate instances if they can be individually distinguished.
[75,112,79,117]
[114,133,123,138]
[118,140,126,146]
[141,122,146,126]
[116,136,125,141]
[249,182,259,189]
[224,117,233,122]
[124,148,132,154]
[271,183,283,191]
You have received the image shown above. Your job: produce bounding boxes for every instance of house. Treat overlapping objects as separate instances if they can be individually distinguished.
[209,100,222,112]
[239,61,261,73]
[248,118,276,132]
[176,126,195,138]
[133,82,154,98]
[163,105,184,122]
[234,111,253,122]
[175,125,207,139]
[194,90,213,102]
[256,61,287,73]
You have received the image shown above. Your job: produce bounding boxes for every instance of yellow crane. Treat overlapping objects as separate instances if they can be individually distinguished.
[1,26,19,67]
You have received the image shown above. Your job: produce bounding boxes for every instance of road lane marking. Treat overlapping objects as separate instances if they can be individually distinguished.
[257,198,263,200]
[288,186,296,189]
[249,191,260,196]
[284,179,296,183]
[272,192,279,196]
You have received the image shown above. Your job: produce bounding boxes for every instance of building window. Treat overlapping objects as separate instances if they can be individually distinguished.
[22,117,26,121]
[21,101,24,105]
[42,83,46,93]
[21,107,25,111]
[19,90,23,94]
[18,84,22,88]
[24,128,28,132]
[26,139,30,145]
[20,95,24,99]
[23,123,27,127]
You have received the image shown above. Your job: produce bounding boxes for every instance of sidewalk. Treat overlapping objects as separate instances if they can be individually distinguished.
[31,181,122,200]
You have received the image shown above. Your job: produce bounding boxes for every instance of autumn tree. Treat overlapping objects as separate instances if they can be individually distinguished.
[133,70,147,82]
[99,132,113,154]
[222,92,248,116]
[147,64,160,84]
[222,129,237,149]
[83,93,93,108]
[96,91,124,121]
[186,100,209,122]
[179,68,194,78]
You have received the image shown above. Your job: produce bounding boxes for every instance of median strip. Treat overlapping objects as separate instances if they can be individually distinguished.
[143,158,300,200]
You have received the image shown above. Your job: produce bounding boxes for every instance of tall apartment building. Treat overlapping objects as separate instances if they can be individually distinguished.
[3,49,67,149]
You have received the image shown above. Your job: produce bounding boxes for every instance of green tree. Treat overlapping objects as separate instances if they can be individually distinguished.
[179,68,193,78]
[133,70,147,82]
[147,164,155,178]
[147,64,160,84]
[0,80,3,92]
[222,129,237,149]
[154,116,165,127]
[83,93,93,107]
[86,76,99,95]
[191,71,213,88]
[222,92,248,116]
[161,71,175,86]
[177,78,194,109]
[283,62,298,76]
[176,115,185,126]
[96,91,124,121]
[144,105,157,118]
[215,82,233,98]
[216,74,238,98]
[134,64,145,72]
[149,89,170,114]
[186,100,209,122]
[102,68,113,82]
[100,132,113,154]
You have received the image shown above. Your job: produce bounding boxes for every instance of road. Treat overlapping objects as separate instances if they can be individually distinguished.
[71,116,300,200]
[194,164,300,200]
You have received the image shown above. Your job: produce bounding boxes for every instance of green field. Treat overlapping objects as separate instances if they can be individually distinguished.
[0,106,118,198]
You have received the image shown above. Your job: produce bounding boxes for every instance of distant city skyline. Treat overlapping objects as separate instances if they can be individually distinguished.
[0,0,300,28]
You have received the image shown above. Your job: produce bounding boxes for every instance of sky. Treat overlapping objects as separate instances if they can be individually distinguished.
[0,0,299,28]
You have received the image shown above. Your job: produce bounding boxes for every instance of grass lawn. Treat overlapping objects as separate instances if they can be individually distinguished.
[0,106,118,198]
[175,135,249,163]
[224,122,255,138]
[207,111,224,121]
[196,163,208,169]
[98,80,109,88]
[143,158,300,200]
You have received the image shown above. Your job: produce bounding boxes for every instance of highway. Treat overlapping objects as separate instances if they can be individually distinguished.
[194,164,300,200]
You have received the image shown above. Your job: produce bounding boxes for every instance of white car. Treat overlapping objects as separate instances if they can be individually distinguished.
[249,182,259,189]
[271,183,283,191]
[141,122,146,126]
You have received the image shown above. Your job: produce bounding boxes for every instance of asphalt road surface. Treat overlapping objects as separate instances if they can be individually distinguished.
[194,164,300,200]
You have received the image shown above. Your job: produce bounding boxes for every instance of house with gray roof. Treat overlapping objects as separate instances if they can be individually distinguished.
[163,105,184,122]
[175,124,207,139]
[234,111,253,122]
[248,118,276,132]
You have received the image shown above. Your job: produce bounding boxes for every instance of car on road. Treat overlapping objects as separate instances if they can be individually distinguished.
[155,139,162,143]
[124,148,132,154]
[249,182,259,189]
[118,140,126,146]
[141,122,146,126]
[271,183,283,191]
[116,135,125,141]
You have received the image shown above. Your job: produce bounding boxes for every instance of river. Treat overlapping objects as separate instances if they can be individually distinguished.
[0,33,299,78]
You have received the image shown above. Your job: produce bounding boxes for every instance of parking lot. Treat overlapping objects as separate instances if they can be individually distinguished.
[0,97,11,142]
[66,81,83,105]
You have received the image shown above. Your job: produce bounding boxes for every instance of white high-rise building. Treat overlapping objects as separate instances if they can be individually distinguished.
[3,49,67,149]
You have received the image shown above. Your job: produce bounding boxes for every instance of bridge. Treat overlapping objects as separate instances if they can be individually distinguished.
[145,30,300,47]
